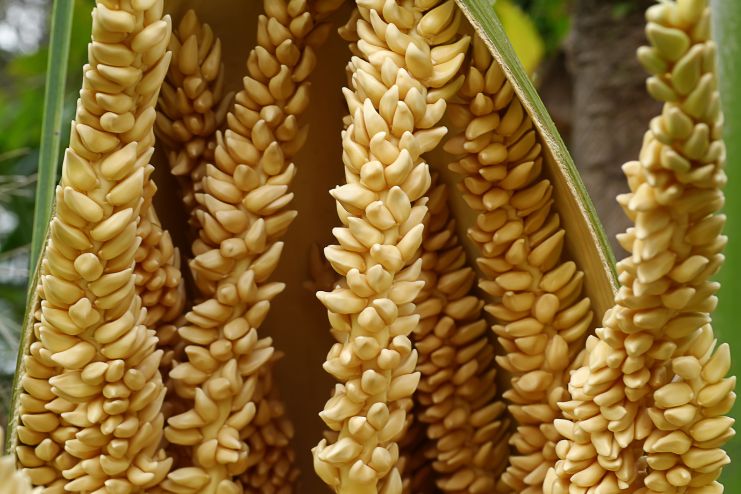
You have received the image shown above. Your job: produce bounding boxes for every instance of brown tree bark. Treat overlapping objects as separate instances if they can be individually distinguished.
[565,0,661,253]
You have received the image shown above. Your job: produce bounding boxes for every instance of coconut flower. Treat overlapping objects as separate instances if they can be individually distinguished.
[13,1,174,492]
[440,30,597,494]
[545,0,733,493]
[310,2,474,492]
[401,176,511,493]
[159,2,342,493]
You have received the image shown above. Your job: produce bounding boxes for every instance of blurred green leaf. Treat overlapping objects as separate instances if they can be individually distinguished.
[7,49,47,78]
[0,3,90,288]
[1,195,34,252]
[513,0,570,56]
[29,0,75,272]
[0,284,25,325]
[711,0,741,489]
[495,0,546,73]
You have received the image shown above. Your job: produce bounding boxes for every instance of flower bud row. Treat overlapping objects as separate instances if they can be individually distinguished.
[160,1,341,492]
[134,201,186,331]
[443,31,595,494]
[153,11,228,443]
[312,2,470,493]
[156,10,232,233]
[546,1,733,493]
[402,177,511,493]
[15,1,174,492]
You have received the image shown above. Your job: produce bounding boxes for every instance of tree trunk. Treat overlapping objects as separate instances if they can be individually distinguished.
[566,0,660,253]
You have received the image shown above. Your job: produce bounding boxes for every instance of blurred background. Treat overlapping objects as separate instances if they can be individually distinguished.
[0,0,738,487]
[0,0,91,419]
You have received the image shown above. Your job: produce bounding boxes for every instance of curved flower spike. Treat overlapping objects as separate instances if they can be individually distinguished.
[545,1,733,493]
[160,1,344,493]
[14,1,174,492]
[154,10,230,419]
[402,176,511,493]
[312,2,469,493]
[156,9,232,233]
[442,26,596,494]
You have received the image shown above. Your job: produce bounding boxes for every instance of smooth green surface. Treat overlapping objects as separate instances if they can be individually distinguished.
[29,0,74,273]
[712,0,740,488]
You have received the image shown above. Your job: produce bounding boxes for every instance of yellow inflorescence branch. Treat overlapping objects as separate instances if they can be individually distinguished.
[134,202,186,332]
[156,10,232,235]
[405,176,511,493]
[159,1,342,493]
[312,1,469,492]
[545,1,734,493]
[442,30,596,494]
[15,1,174,492]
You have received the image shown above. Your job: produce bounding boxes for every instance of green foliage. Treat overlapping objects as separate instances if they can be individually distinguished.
[495,0,546,73]
[513,0,571,56]
[711,0,741,487]
[30,0,75,272]
[0,2,90,174]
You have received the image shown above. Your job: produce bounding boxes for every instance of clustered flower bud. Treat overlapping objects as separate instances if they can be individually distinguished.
[159,2,343,493]
[545,1,734,493]
[134,201,186,331]
[153,9,230,441]
[155,10,232,230]
[135,180,187,430]
[401,177,511,493]
[442,29,596,493]
[312,1,471,492]
[14,1,175,492]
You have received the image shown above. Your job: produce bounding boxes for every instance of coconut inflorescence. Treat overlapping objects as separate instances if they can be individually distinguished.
[545,1,734,493]
[7,0,733,493]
